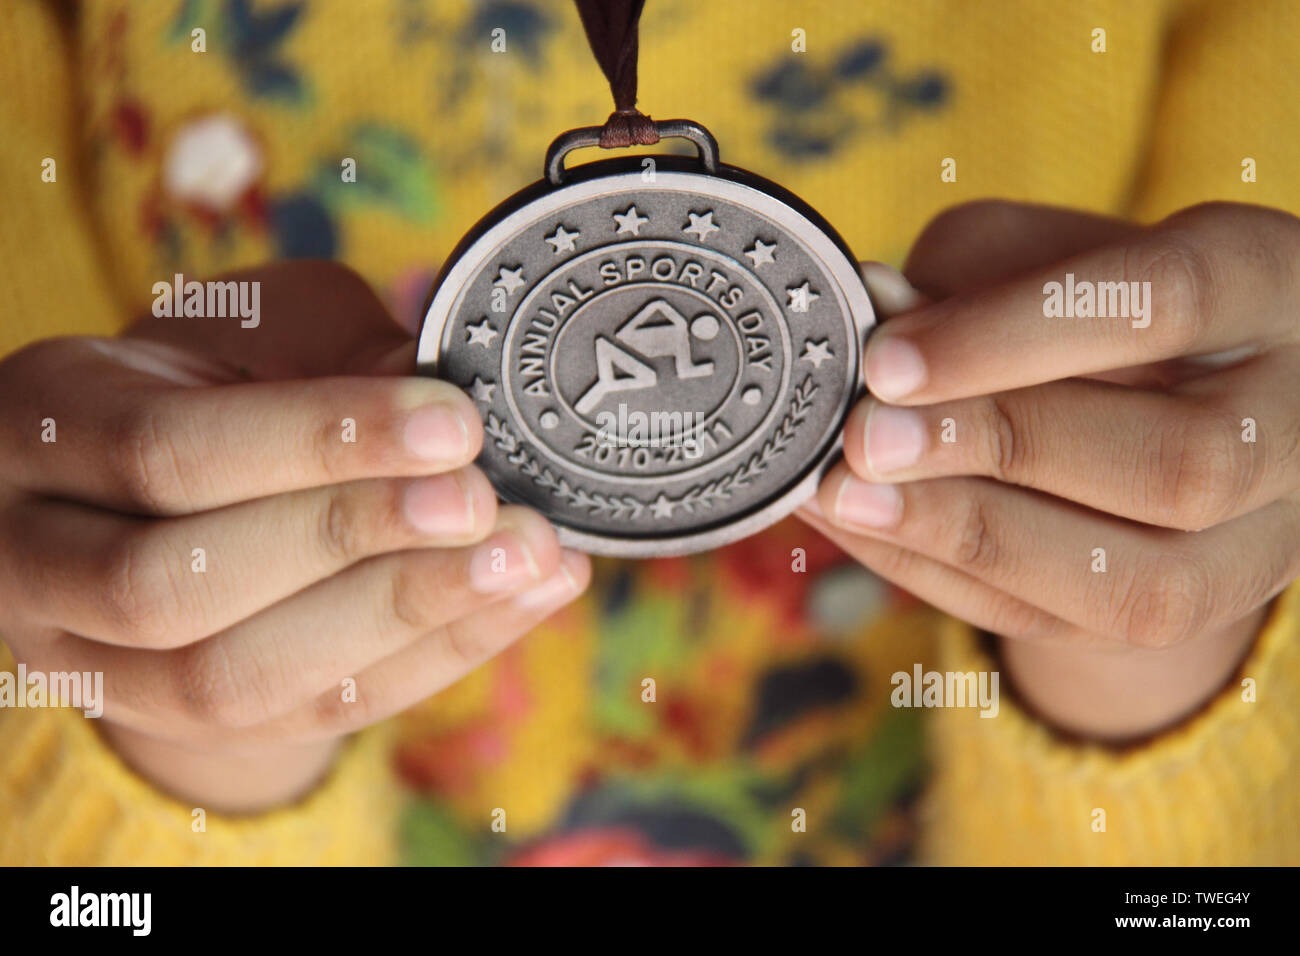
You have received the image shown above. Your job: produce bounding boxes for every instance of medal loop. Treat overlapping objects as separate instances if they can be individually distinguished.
[544,118,720,186]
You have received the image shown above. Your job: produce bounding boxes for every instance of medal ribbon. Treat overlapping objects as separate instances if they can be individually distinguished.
[573,0,660,148]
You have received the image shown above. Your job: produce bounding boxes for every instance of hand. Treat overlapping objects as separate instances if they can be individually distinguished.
[0,261,590,810]
[802,201,1300,740]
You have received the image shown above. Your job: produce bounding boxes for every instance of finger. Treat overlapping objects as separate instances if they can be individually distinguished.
[257,549,591,743]
[798,502,1074,643]
[44,507,564,732]
[841,348,1300,530]
[859,262,928,316]
[122,260,412,379]
[815,462,1300,646]
[0,336,482,514]
[864,203,1300,404]
[902,200,1137,299]
[0,468,499,649]
[799,508,1265,741]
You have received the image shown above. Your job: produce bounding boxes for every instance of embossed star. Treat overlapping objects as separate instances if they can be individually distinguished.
[650,493,676,519]
[787,281,820,313]
[469,376,496,404]
[613,205,649,235]
[493,266,526,296]
[683,211,720,242]
[800,339,833,369]
[465,318,498,348]
[544,224,580,254]
[744,238,777,268]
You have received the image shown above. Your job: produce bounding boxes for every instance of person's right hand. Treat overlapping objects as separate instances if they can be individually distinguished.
[0,261,590,811]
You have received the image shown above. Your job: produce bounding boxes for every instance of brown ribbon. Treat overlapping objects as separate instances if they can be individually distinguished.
[573,0,660,148]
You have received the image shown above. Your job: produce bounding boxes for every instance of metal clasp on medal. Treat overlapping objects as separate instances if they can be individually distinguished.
[544,119,720,186]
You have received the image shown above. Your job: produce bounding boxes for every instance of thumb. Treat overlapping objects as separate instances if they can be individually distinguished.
[903,200,1138,301]
[354,338,418,376]
[125,261,413,381]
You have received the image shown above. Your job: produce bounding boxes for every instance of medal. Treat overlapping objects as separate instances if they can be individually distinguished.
[417,1,875,557]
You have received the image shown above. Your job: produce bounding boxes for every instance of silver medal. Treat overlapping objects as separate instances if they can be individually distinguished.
[417,121,875,556]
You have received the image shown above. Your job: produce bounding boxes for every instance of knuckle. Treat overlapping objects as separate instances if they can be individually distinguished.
[982,395,1029,481]
[305,382,403,480]
[1165,204,1300,341]
[1110,555,1210,647]
[168,642,256,727]
[945,494,1001,574]
[1152,409,1252,529]
[110,404,191,513]
[98,528,180,647]
[307,413,350,484]
[312,684,371,731]
[1124,234,1213,353]
[308,694,350,735]
[442,619,487,667]
[383,556,440,636]
[317,486,369,564]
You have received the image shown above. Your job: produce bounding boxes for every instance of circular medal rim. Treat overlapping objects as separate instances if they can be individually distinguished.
[417,155,876,557]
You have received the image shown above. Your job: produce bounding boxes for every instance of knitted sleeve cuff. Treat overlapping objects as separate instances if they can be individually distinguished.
[922,581,1300,865]
[0,676,402,865]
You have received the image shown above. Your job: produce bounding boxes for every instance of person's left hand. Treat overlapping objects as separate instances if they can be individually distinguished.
[800,201,1300,739]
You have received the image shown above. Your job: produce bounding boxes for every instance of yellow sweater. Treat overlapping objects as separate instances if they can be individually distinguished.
[2,0,1298,865]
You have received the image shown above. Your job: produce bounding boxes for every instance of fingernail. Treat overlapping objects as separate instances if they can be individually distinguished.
[832,475,902,529]
[404,403,471,462]
[403,473,476,536]
[87,339,240,386]
[514,560,580,610]
[469,530,541,593]
[866,336,926,401]
[864,403,925,474]
[860,262,926,315]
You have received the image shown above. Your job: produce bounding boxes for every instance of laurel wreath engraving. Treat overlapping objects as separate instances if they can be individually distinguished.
[484,413,648,520]
[483,375,819,522]
[669,376,818,514]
